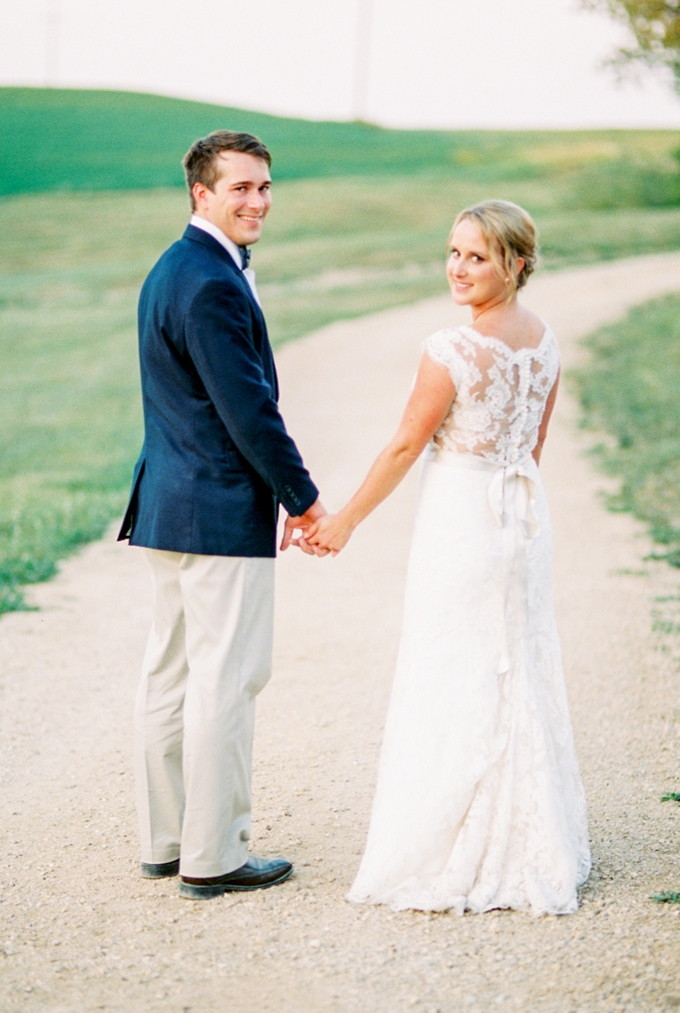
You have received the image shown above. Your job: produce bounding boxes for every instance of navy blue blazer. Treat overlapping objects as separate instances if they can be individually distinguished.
[118,225,319,557]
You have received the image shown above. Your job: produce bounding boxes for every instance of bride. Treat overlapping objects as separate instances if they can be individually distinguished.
[302,200,591,915]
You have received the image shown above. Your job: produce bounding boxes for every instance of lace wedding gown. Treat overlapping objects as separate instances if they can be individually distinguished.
[348,324,591,916]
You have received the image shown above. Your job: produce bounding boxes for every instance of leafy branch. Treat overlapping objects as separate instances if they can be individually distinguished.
[583,1,680,92]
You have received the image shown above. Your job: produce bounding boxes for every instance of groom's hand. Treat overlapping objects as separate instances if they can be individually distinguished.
[280,498,328,553]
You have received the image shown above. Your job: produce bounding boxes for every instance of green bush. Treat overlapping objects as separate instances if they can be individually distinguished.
[570,158,680,209]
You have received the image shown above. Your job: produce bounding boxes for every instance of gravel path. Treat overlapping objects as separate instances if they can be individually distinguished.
[2,253,680,1013]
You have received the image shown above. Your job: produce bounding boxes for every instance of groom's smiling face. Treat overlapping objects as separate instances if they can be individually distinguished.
[192,151,272,247]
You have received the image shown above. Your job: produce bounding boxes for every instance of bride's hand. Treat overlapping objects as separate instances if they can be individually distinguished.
[302,512,354,556]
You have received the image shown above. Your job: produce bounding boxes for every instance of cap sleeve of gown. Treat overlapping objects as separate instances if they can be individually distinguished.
[423,329,465,389]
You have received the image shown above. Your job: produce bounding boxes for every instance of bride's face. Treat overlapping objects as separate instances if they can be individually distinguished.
[446,219,507,307]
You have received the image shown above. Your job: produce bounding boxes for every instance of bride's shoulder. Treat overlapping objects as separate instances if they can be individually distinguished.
[538,320,560,356]
[422,326,470,355]
[422,328,471,384]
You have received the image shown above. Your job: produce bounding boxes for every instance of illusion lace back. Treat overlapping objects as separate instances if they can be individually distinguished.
[348,324,590,916]
[426,324,560,465]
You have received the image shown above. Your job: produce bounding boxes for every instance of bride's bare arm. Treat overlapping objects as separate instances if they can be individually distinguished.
[532,370,560,466]
[302,353,455,555]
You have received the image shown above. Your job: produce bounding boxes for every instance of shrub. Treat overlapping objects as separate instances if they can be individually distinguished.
[570,158,680,209]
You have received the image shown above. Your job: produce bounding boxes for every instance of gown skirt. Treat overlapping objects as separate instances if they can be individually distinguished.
[347,448,591,915]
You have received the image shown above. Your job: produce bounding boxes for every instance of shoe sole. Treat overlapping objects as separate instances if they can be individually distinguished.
[141,859,180,879]
[178,865,293,899]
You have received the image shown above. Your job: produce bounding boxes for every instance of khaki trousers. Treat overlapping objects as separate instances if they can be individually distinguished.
[135,549,274,878]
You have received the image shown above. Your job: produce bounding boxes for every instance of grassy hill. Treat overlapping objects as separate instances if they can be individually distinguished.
[0,87,515,193]
[2,86,680,196]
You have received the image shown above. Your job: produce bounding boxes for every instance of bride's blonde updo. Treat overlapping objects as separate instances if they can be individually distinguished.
[450,199,538,292]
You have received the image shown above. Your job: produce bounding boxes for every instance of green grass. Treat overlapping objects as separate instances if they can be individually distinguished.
[574,293,680,568]
[651,892,680,904]
[2,87,680,196]
[3,86,680,613]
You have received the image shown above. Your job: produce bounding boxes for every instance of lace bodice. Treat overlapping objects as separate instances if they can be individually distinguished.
[425,325,560,466]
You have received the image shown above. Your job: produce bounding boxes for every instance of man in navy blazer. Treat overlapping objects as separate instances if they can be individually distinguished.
[118,130,324,900]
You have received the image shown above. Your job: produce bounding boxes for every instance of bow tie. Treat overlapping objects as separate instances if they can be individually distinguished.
[239,246,251,270]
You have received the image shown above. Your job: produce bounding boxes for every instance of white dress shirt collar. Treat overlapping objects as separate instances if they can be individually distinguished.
[189,214,261,306]
[190,214,243,270]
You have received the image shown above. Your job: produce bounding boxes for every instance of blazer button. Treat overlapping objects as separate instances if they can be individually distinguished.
[239,829,251,842]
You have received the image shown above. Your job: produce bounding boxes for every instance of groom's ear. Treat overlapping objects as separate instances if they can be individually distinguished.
[192,181,208,209]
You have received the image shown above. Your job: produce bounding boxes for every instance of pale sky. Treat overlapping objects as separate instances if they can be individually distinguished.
[1,0,679,129]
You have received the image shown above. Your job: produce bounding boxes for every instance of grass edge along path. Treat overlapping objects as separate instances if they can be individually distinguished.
[573,291,680,570]
[0,487,128,614]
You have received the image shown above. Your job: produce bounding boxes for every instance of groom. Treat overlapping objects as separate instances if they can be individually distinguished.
[118,130,324,900]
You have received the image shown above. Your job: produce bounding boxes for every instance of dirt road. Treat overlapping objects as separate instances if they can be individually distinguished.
[2,253,680,1013]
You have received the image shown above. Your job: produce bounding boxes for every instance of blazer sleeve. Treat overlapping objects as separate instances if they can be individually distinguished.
[185,278,319,516]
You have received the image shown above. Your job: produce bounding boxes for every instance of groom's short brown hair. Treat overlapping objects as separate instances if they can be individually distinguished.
[183,130,272,210]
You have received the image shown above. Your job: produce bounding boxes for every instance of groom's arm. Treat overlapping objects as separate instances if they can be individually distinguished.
[185,279,319,517]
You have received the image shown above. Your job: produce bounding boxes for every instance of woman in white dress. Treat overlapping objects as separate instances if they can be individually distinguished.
[303,200,591,916]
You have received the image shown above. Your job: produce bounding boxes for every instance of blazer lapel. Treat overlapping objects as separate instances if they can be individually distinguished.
[183,225,266,323]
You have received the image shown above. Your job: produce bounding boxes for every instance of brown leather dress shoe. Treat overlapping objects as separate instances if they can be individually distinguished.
[179,855,293,899]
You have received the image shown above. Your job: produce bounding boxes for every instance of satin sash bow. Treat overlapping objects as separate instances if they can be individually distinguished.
[429,448,540,676]
[487,462,540,540]
[430,449,540,541]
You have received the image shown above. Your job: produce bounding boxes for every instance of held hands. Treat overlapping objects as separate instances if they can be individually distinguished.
[299,510,355,557]
[280,497,355,558]
[280,498,329,555]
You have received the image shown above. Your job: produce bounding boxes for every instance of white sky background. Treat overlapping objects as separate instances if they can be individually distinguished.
[1,0,679,129]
